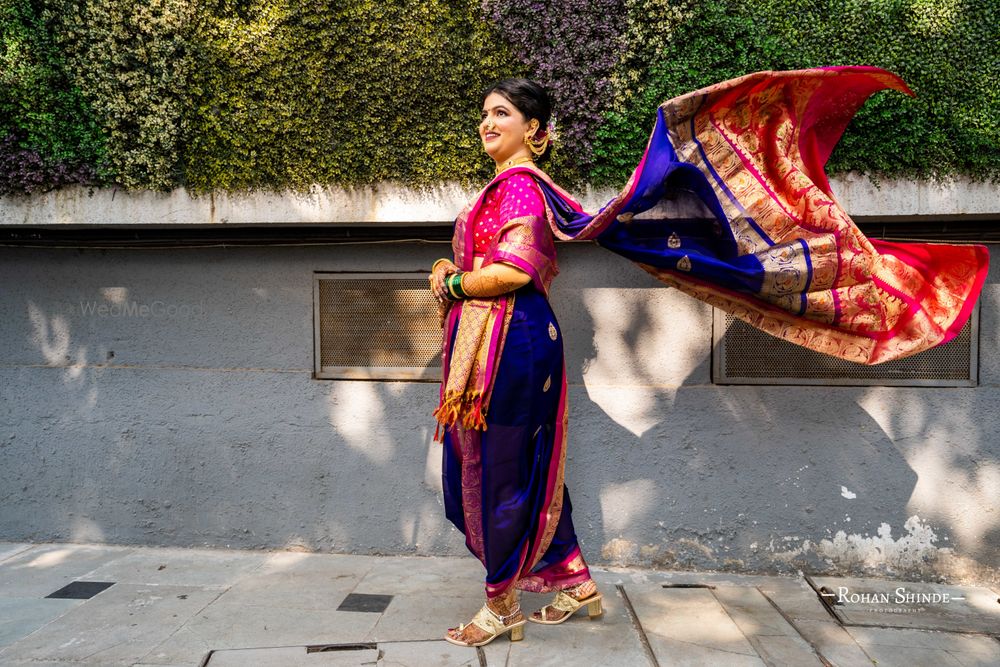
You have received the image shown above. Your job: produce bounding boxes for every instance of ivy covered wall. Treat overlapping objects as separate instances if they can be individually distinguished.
[2,0,997,196]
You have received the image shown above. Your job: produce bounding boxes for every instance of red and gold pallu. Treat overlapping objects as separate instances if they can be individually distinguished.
[544,66,989,364]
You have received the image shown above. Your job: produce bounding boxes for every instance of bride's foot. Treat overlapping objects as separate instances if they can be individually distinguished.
[445,592,525,647]
[529,579,602,624]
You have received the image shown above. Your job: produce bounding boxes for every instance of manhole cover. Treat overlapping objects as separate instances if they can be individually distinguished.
[336,593,393,613]
[46,581,115,600]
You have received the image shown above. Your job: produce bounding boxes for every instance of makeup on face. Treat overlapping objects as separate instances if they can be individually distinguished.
[479,92,536,164]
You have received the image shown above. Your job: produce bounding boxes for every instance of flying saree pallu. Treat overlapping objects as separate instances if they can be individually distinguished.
[537,66,989,365]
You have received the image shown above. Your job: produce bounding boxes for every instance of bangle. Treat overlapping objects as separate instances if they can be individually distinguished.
[445,272,460,299]
[431,258,451,273]
[445,272,468,300]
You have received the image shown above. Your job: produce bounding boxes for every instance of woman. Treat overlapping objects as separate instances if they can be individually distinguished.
[429,67,988,647]
[429,78,602,648]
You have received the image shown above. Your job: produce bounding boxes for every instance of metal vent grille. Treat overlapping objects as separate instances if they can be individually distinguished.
[712,308,978,387]
[314,273,442,380]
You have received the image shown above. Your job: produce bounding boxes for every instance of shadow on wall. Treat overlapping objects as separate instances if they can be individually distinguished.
[550,245,1000,584]
[1,243,997,585]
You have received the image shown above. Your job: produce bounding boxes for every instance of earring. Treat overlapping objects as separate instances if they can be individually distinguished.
[525,131,548,157]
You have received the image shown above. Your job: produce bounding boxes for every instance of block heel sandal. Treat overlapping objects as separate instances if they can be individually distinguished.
[444,603,527,647]
[529,590,604,625]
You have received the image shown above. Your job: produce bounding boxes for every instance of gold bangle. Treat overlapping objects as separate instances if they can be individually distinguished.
[431,258,451,273]
[459,272,470,297]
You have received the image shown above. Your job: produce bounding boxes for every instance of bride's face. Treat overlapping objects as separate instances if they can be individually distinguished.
[479,92,537,164]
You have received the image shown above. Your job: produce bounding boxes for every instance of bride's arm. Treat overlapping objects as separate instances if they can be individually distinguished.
[459,261,531,297]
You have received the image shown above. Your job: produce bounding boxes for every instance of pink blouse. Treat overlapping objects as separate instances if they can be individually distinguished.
[472,173,547,256]
[451,168,560,296]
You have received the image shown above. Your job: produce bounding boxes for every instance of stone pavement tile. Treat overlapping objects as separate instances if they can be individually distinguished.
[0,543,134,598]
[712,586,823,665]
[141,602,382,665]
[480,638,510,666]
[0,543,33,564]
[2,662,122,667]
[625,584,765,666]
[952,645,1000,667]
[255,551,378,578]
[504,586,649,667]
[595,567,778,588]
[377,640,481,666]
[0,597,82,649]
[793,620,875,667]
[713,586,802,637]
[756,578,837,623]
[846,626,1000,652]
[812,576,1000,635]
[210,572,359,614]
[82,546,269,589]
[205,645,380,666]
[211,562,363,612]
[0,583,220,665]
[850,642,964,667]
[748,636,826,667]
[365,594,484,643]
[351,556,485,597]
[846,626,1000,667]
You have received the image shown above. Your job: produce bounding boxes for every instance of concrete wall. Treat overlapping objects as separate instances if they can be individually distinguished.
[1,241,998,585]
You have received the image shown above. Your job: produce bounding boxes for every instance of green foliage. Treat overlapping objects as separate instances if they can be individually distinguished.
[0,0,105,194]
[2,0,996,193]
[593,0,779,184]
[591,0,1000,185]
[41,0,197,190]
[759,0,1000,180]
[184,0,524,193]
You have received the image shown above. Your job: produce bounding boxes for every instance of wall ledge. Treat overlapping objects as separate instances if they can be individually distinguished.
[1,174,997,226]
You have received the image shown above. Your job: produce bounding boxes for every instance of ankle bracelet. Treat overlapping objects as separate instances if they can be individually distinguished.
[487,602,521,625]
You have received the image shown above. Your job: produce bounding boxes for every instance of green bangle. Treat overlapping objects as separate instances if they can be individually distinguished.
[446,272,467,300]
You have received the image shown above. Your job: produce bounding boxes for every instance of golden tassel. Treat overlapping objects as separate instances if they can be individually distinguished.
[433,391,464,427]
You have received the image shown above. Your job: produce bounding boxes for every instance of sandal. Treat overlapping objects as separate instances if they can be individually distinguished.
[529,587,603,625]
[444,603,526,647]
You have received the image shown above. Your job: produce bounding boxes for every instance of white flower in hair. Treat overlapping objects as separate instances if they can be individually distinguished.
[546,117,559,144]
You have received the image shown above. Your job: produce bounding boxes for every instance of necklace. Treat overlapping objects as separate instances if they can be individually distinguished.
[495,155,534,176]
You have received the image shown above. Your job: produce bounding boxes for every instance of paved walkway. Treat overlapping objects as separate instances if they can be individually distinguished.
[0,542,997,666]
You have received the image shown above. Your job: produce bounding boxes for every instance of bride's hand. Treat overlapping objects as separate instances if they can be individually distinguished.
[429,259,460,303]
